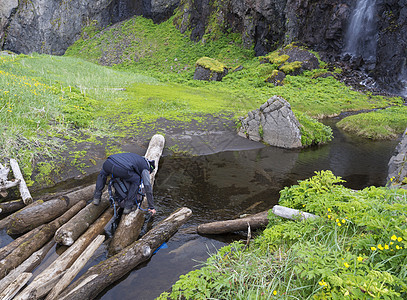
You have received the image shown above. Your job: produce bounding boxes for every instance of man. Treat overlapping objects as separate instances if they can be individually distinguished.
[93,153,156,215]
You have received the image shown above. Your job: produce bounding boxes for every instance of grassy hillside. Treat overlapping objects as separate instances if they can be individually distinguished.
[1,15,405,186]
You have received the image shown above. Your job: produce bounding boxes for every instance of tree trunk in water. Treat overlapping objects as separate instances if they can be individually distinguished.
[0,200,43,230]
[197,211,269,235]
[0,272,32,300]
[54,191,109,246]
[15,208,113,300]
[6,185,94,235]
[272,205,318,220]
[44,235,105,300]
[0,200,86,280]
[9,159,32,205]
[109,134,165,255]
[59,207,192,300]
[0,240,54,294]
[0,199,25,217]
[0,226,42,261]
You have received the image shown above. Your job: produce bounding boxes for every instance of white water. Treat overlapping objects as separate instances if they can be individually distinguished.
[344,0,377,62]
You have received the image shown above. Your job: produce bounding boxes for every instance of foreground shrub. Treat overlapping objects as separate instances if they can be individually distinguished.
[160,171,407,299]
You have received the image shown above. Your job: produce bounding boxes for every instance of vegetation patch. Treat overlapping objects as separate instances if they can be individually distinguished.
[337,106,407,139]
[196,57,227,73]
[160,171,407,299]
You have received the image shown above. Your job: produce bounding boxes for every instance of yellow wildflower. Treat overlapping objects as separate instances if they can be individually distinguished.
[357,256,363,262]
[337,222,342,227]
[396,245,400,250]
[273,290,277,295]
[342,219,345,223]
[371,247,377,251]
[327,208,331,212]
[378,244,384,250]
[384,244,389,250]
[344,262,350,268]
[397,237,403,242]
[391,235,397,241]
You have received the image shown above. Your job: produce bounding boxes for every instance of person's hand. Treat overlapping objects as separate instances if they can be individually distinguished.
[148,208,156,215]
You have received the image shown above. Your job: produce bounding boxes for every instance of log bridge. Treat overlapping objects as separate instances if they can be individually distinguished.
[0,134,192,300]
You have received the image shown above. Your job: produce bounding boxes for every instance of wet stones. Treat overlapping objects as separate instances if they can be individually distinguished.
[238,95,302,149]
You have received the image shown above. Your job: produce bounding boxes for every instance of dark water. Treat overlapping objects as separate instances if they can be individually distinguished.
[98,120,398,299]
[0,121,400,299]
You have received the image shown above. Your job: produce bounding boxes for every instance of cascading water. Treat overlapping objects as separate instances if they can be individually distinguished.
[344,0,378,64]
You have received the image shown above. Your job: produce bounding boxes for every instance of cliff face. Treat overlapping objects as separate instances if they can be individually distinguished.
[1,0,406,92]
[0,0,179,55]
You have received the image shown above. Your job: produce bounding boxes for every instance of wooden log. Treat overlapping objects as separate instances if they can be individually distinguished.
[0,226,42,261]
[54,191,109,246]
[197,211,269,235]
[14,272,65,300]
[109,134,165,255]
[0,199,43,230]
[0,240,54,294]
[0,163,19,198]
[15,208,113,300]
[45,235,105,300]
[0,272,32,300]
[272,205,318,221]
[0,199,86,280]
[6,184,95,235]
[9,159,32,205]
[0,199,25,216]
[58,207,192,300]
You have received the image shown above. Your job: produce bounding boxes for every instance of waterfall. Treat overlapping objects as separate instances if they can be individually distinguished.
[344,0,378,63]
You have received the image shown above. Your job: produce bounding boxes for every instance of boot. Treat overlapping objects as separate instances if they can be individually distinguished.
[93,193,101,206]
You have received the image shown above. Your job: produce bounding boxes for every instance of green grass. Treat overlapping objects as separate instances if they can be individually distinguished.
[1,13,405,185]
[337,106,407,139]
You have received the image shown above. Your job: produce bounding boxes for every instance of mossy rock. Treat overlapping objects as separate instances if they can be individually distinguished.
[280,45,320,74]
[261,52,289,66]
[194,57,228,81]
[265,70,286,86]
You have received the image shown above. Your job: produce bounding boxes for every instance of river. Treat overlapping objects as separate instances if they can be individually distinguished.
[0,119,400,299]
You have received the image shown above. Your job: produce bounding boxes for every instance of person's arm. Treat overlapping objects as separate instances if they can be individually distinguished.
[141,169,156,215]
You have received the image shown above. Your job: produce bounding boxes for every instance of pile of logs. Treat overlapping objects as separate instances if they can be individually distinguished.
[0,134,193,300]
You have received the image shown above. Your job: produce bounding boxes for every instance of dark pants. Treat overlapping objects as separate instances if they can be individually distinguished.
[94,159,140,208]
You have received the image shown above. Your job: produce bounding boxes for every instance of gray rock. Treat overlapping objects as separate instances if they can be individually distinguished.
[387,128,407,188]
[1,0,179,55]
[238,96,302,149]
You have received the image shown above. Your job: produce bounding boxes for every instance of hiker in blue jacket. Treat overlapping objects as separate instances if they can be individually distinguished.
[93,153,156,215]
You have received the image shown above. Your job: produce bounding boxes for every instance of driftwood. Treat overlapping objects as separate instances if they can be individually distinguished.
[109,134,165,255]
[0,163,20,198]
[198,205,319,235]
[0,199,25,216]
[197,211,269,235]
[0,272,32,300]
[0,200,86,280]
[54,191,109,246]
[10,159,32,204]
[0,200,44,230]
[15,208,113,300]
[59,207,192,300]
[6,184,95,235]
[44,235,105,300]
[0,226,42,261]
[272,205,318,220]
[0,240,54,294]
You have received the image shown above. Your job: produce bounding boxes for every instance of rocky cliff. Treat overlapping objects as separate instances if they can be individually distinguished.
[0,0,179,55]
[1,0,407,93]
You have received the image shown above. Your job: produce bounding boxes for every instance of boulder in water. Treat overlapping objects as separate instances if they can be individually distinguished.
[238,96,302,149]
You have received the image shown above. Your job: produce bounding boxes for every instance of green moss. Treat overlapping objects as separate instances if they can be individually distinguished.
[264,52,289,66]
[196,57,227,73]
[279,61,303,74]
